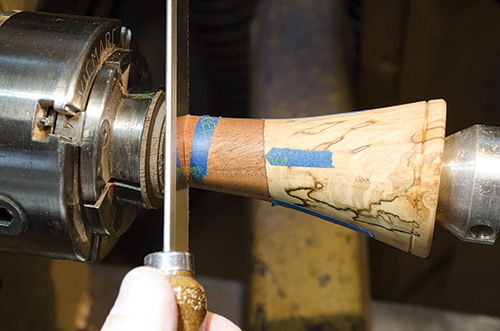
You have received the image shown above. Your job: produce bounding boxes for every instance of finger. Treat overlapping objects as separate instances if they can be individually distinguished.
[205,312,241,331]
[101,266,178,331]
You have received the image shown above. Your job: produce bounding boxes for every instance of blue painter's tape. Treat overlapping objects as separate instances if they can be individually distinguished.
[190,115,220,184]
[270,198,374,238]
[176,153,182,184]
[265,148,334,168]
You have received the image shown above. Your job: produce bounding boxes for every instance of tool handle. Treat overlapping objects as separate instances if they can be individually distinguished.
[177,100,447,257]
[168,273,207,331]
[144,252,207,330]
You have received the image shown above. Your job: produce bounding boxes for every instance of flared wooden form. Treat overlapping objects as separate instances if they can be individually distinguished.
[264,100,446,257]
[178,100,446,257]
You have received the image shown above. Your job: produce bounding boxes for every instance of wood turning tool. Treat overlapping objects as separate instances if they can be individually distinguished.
[144,1,207,330]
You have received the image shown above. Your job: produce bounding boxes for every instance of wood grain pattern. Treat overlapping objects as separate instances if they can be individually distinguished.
[178,115,268,200]
[177,101,446,257]
[263,100,446,257]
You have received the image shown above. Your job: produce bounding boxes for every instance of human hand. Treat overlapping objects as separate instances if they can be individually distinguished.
[101,266,241,331]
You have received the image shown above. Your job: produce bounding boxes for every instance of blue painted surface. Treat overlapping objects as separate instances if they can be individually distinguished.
[270,198,374,238]
[265,148,334,168]
[190,115,220,184]
[176,153,182,184]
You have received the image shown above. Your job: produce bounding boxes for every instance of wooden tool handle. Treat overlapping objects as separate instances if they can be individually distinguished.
[168,273,207,331]
[177,100,446,257]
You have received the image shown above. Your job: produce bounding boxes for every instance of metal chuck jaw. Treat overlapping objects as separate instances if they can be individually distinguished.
[0,11,166,261]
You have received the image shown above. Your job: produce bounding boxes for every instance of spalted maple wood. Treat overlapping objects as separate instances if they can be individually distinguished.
[177,100,446,257]
[264,100,446,257]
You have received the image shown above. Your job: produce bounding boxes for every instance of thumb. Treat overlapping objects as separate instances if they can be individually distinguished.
[206,312,242,331]
[101,266,178,331]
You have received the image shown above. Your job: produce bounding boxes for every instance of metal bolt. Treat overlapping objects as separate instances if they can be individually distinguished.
[38,117,52,127]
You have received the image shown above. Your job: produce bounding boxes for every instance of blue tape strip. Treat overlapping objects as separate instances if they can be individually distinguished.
[176,153,182,184]
[270,198,374,238]
[265,148,334,168]
[190,115,220,184]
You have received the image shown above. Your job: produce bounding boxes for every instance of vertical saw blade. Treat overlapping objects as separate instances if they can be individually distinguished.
[165,0,189,252]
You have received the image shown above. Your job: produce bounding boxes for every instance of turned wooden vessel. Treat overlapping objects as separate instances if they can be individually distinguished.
[176,100,446,257]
